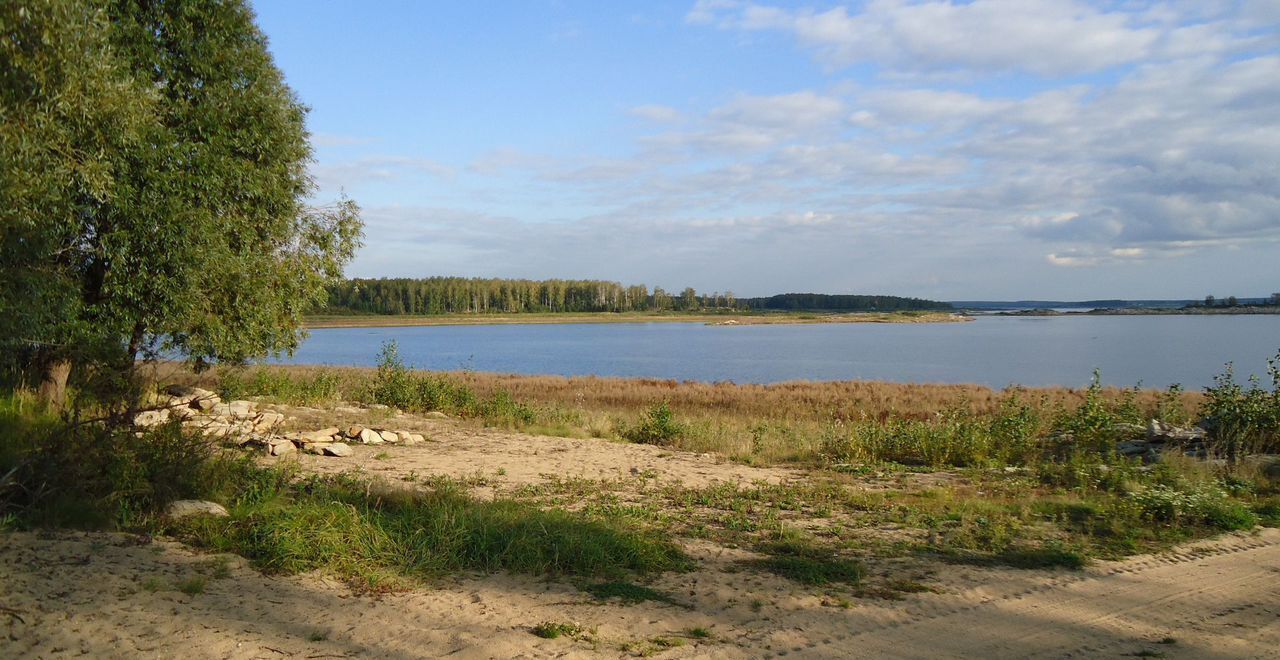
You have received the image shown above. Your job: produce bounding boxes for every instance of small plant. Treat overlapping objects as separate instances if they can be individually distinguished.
[307,630,329,642]
[374,452,390,460]
[177,576,207,595]
[140,576,165,592]
[684,627,712,639]
[531,621,582,639]
[622,402,684,446]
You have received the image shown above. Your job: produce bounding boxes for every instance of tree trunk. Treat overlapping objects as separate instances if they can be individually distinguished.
[38,358,72,408]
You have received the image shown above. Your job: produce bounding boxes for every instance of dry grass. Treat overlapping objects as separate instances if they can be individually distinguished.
[156,362,1198,422]
[150,362,1203,465]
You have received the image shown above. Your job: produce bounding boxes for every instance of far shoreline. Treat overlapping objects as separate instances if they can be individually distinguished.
[303,310,971,329]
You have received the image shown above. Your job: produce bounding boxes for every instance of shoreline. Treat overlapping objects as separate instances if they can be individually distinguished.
[304,310,970,329]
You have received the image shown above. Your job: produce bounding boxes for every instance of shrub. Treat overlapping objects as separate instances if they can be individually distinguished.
[1200,352,1280,458]
[622,402,684,445]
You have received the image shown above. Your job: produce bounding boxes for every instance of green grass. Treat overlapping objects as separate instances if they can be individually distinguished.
[0,397,688,591]
[171,473,689,590]
[531,621,583,639]
[176,576,207,595]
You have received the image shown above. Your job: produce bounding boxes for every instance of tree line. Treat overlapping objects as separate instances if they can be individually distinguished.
[322,278,950,315]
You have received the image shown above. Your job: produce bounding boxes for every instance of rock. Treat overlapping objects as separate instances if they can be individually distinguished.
[1110,422,1146,437]
[323,443,353,457]
[344,425,365,438]
[252,412,286,432]
[357,428,383,444]
[300,429,338,444]
[166,500,229,519]
[268,438,295,456]
[402,433,426,445]
[1146,419,1207,443]
[368,404,390,411]
[314,427,340,437]
[133,409,170,427]
[334,406,364,414]
[211,403,233,417]
[237,434,268,448]
[303,442,331,455]
[424,411,448,420]
[1117,440,1151,456]
[193,393,221,411]
[228,400,256,418]
[171,406,198,420]
[379,430,400,444]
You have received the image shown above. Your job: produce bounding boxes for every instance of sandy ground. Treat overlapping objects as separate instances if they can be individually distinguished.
[3,417,1278,659]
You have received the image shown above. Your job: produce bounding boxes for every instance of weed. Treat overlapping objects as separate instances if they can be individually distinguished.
[307,630,329,642]
[177,576,206,595]
[531,621,582,639]
[684,627,712,639]
[140,576,165,592]
[622,402,684,446]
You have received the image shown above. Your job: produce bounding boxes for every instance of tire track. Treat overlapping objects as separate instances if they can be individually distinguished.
[793,530,1280,659]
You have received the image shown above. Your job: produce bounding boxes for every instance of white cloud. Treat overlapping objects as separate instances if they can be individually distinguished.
[630,104,683,122]
[696,0,1165,75]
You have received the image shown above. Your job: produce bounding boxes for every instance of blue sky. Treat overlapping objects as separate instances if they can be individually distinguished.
[251,1,1280,299]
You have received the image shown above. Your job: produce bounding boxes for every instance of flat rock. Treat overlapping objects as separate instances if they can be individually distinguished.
[252,411,286,432]
[358,428,383,444]
[344,425,365,438]
[268,438,295,456]
[402,433,426,445]
[301,429,338,444]
[133,409,170,427]
[379,430,400,444]
[166,500,229,519]
[228,400,256,418]
[323,443,354,457]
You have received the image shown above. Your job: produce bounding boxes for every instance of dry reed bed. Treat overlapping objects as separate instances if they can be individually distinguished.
[160,362,1201,423]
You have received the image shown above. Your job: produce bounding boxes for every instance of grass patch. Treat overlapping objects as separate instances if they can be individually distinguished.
[750,537,864,585]
[172,473,689,589]
[176,575,207,595]
[531,621,583,639]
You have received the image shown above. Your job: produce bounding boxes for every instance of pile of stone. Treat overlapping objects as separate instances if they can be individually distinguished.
[133,384,428,459]
[260,425,426,457]
[1116,419,1209,462]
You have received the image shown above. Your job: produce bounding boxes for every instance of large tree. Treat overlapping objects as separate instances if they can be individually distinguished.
[0,0,362,406]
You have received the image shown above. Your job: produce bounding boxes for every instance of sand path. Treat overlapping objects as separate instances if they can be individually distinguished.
[3,528,1276,659]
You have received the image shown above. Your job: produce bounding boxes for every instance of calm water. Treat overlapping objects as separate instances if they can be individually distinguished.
[274,316,1280,389]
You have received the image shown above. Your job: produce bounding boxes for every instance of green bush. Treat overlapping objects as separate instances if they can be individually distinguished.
[1200,352,1280,458]
[622,402,684,445]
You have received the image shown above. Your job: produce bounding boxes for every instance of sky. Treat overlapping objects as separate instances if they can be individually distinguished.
[250,0,1280,300]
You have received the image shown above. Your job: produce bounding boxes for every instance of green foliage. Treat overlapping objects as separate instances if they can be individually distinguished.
[749,536,864,585]
[0,393,257,527]
[1199,352,1280,457]
[622,402,684,445]
[530,622,583,639]
[175,474,688,587]
[219,369,342,406]
[1,0,362,403]
[1132,485,1257,530]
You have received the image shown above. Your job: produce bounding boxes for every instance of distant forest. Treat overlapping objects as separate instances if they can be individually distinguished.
[322,277,951,315]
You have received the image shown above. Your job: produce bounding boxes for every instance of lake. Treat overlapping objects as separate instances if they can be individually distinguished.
[274,315,1280,390]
